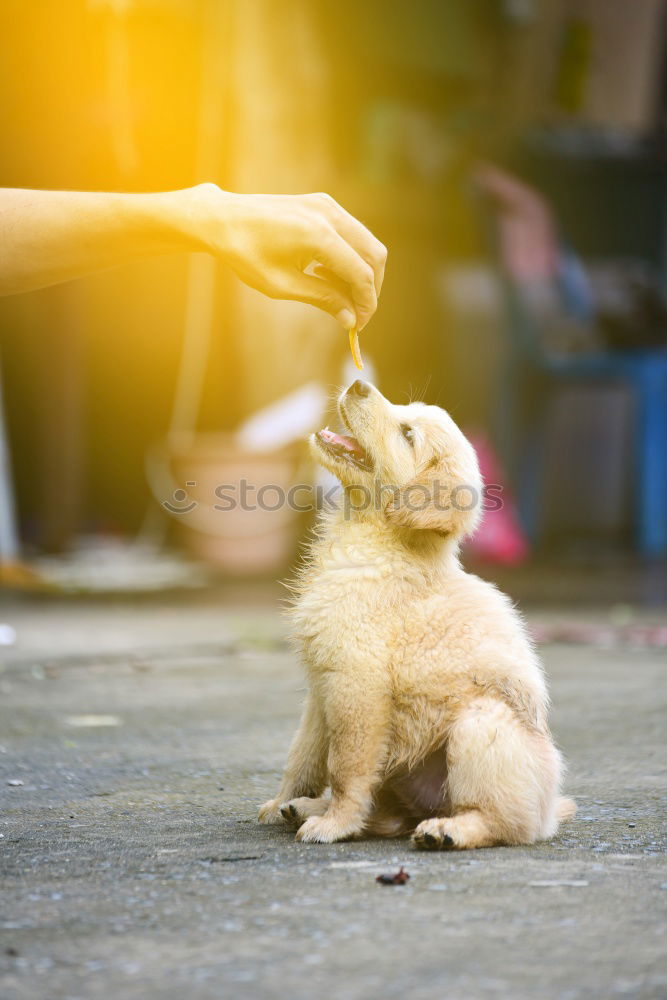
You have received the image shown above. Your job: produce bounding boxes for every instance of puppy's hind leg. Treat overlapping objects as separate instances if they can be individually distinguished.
[413,698,558,850]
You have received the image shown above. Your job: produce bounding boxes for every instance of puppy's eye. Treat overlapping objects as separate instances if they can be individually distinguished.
[400,423,415,447]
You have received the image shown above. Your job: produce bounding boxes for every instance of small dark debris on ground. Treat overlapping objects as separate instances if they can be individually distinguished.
[376,866,411,885]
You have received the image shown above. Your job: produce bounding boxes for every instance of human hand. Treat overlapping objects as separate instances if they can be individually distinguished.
[181,184,387,330]
[472,163,557,281]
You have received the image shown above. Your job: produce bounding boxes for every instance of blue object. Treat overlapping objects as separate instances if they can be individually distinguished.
[499,280,667,557]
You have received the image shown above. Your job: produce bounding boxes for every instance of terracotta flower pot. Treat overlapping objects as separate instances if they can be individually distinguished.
[150,433,310,576]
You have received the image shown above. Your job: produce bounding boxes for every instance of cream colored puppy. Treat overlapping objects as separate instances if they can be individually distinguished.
[258,380,575,849]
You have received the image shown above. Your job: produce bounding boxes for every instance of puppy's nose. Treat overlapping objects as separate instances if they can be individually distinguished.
[348,379,371,398]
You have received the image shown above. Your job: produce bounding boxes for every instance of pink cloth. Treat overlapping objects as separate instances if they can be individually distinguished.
[465,432,529,566]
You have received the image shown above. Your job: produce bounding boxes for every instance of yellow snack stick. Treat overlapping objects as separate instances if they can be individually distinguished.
[348,326,363,370]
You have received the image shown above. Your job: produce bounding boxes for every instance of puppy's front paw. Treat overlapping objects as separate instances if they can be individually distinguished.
[257,798,285,825]
[295,814,359,844]
[280,796,328,826]
[412,818,457,850]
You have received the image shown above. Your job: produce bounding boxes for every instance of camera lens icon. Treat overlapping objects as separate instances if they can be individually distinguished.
[162,482,198,514]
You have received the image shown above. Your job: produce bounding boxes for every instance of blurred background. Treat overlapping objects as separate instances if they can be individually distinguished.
[1,0,667,612]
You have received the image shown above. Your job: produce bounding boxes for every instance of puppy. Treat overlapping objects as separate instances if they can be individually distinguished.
[258,380,575,849]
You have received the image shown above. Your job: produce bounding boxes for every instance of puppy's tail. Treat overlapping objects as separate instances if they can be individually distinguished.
[555,796,577,823]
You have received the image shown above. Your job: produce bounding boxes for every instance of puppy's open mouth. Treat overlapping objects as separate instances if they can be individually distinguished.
[315,428,373,471]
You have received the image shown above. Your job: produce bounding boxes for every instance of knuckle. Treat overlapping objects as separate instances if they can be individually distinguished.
[300,216,321,243]
[318,223,339,249]
[359,262,375,290]
[375,240,388,264]
[366,242,387,272]
[309,191,334,208]
[359,286,378,319]
[301,215,332,247]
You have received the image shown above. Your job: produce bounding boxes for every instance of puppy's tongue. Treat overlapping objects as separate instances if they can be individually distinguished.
[317,427,365,458]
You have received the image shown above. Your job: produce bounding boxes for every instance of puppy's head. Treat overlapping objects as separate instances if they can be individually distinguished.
[311,381,482,540]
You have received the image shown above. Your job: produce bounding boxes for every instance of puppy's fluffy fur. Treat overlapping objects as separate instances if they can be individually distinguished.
[259,382,575,849]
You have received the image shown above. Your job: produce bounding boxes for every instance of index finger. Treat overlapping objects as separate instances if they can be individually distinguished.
[335,212,387,298]
[313,195,387,298]
[313,229,378,330]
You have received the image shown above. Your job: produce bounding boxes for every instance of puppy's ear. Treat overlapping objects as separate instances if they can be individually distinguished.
[385,451,482,539]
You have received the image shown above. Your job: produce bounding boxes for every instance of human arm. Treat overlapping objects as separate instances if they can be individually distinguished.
[0,184,386,328]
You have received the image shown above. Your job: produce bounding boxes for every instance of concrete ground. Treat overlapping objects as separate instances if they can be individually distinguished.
[0,593,665,1000]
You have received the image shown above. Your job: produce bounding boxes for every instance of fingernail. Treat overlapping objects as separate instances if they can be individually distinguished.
[337,308,356,330]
